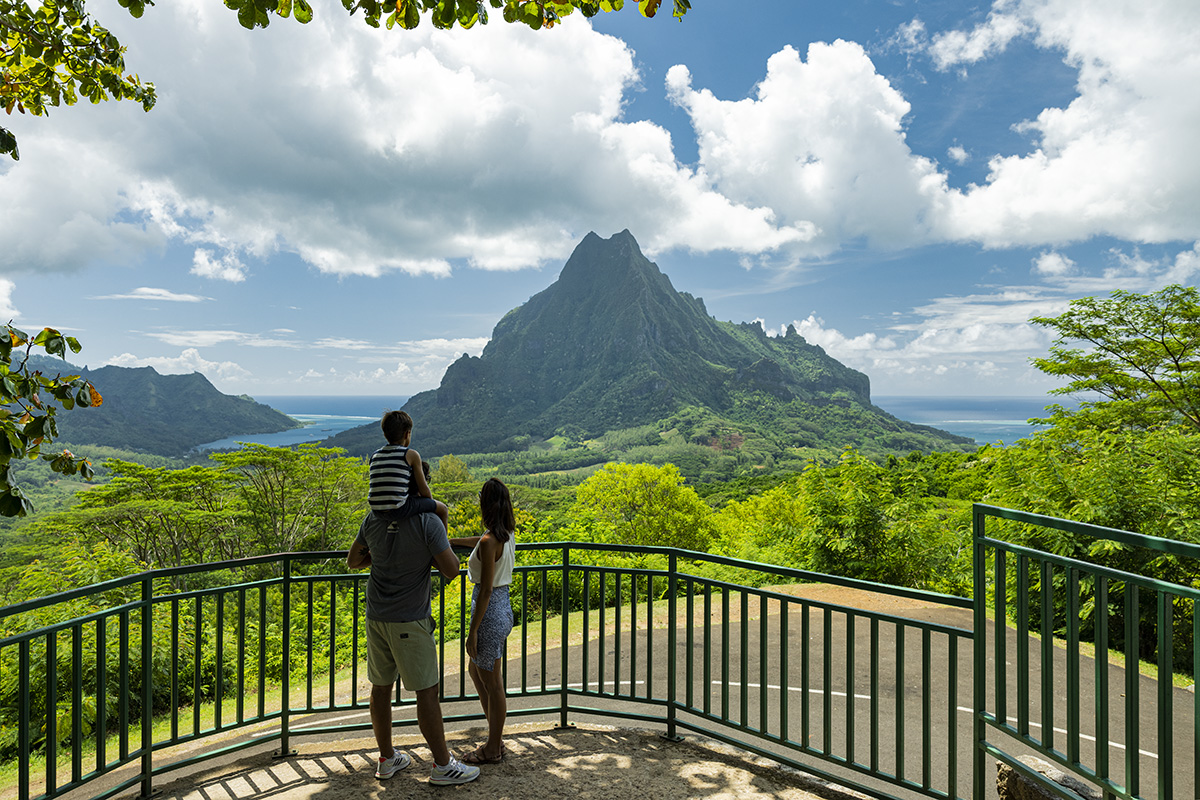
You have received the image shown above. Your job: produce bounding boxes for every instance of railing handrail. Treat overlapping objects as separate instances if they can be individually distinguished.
[523,541,975,609]
[973,503,1200,559]
[0,550,346,620]
[1,541,973,624]
[972,502,1194,800]
[977,534,1200,601]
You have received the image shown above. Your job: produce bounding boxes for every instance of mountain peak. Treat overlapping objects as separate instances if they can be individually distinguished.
[388,230,888,456]
[319,230,972,461]
[555,229,665,299]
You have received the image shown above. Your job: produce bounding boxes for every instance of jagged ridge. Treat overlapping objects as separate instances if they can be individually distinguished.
[326,230,968,460]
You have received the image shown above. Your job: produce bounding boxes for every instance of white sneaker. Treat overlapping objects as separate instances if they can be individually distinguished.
[429,755,481,785]
[375,751,412,779]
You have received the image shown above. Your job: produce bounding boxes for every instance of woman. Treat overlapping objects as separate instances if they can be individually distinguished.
[450,478,516,765]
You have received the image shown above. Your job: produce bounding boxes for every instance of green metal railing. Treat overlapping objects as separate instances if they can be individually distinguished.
[973,504,1198,800]
[0,544,973,800]
[1,508,1191,800]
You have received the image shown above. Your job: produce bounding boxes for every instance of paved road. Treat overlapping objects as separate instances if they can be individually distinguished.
[461,586,1194,800]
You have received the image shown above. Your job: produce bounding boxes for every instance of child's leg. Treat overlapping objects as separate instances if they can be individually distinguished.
[435,500,449,531]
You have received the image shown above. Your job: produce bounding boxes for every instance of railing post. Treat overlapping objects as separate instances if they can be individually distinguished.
[972,505,986,800]
[558,545,572,729]
[140,576,153,799]
[663,551,681,742]
[276,555,296,757]
[18,640,29,800]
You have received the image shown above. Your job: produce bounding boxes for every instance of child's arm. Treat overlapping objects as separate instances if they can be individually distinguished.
[407,447,434,499]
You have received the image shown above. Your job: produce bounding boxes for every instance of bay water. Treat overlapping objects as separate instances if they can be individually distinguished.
[194,395,407,452]
[195,394,1059,452]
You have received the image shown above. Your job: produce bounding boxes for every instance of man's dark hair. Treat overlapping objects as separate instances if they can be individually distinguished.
[381,410,413,444]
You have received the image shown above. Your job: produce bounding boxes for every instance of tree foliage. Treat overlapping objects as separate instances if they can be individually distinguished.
[565,461,715,552]
[432,453,472,483]
[42,459,246,570]
[1,0,691,160]
[201,443,366,555]
[984,424,1200,657]
[708,448,976,592]
[1031,284,1200,433]
[0,325,100,516]
[0,0,155,159]
[22,444,366,580]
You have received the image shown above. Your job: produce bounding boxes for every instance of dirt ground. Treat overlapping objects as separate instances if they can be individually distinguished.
[149,721,866,800]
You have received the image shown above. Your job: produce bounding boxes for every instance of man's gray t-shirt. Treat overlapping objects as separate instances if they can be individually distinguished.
[354,511,450,623]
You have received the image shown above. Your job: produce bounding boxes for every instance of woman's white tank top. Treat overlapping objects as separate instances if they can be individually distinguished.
[468,532,516,587]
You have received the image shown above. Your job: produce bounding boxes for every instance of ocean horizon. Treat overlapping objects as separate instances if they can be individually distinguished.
[194,394,1061,452]
[872,395,1059,446]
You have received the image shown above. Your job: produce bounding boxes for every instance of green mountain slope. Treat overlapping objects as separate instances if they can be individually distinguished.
[325,230,971,466]
[26,357,298,456]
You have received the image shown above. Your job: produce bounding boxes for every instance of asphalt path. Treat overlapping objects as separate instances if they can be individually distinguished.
[461,591,1194,800]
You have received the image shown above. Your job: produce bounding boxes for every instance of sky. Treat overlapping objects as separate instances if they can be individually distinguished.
[1,0,1198,401]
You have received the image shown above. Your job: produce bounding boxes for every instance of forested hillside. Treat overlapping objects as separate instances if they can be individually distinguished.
[24,356,297,456]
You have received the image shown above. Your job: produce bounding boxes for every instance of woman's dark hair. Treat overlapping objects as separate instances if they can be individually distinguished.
[479,478,515,544]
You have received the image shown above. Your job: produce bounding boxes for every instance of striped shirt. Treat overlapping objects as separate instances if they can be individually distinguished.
[368,444,414,513]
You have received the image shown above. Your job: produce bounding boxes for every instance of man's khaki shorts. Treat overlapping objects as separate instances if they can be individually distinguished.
[366,617,439,692]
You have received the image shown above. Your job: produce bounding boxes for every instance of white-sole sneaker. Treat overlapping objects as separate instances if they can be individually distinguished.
[375,751,412,779]
[429,755,481,785]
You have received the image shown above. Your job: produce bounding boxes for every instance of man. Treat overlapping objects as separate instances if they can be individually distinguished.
[347,510,481,785]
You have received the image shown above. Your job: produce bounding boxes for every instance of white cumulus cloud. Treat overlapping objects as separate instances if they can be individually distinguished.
[928,7,1032,70]
[192,249,248,282]
[1033,251,1075,276]
[667,42,947,256]
[933,0,1200,247]
[334,336,491,389]
[0,279,18,321]
[0,0,1196,294]
[104,348,251,381]
[0,5,809,280]
[773,239,1200,394]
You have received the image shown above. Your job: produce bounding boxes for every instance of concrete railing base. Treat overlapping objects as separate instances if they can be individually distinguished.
[995,757,1101,800]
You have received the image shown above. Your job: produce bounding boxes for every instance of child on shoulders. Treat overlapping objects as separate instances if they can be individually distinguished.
[368,410,450,531]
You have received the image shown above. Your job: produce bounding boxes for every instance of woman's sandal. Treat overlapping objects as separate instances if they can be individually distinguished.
[462,746,503,765]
